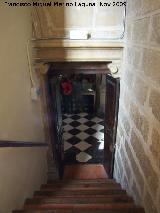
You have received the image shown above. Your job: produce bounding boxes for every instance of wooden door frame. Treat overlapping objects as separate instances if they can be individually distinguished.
[35,62,119,179]
[104,75,120,178]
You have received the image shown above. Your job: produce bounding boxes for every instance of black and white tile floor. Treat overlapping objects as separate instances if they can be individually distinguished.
[63,113,104,164]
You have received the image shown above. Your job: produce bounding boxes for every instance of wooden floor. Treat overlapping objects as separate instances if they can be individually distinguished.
[63,164,108,179]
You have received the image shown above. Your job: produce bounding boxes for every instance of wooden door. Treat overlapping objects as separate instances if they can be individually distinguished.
[103,74,120,178]
[49,76,64,179]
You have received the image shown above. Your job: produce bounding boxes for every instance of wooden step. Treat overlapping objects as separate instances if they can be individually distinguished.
[34,188,126,197]
[25,195,133,205]
[47,179,115,184]
[13,209,145,213]
[13,210,71,213]
[22,203,144,211]
[13,178,145,213]
[24,203,138,210]
[40,185,122,191]
[13,208,145,213]
[34,194,129,199]
[42,182,120,189]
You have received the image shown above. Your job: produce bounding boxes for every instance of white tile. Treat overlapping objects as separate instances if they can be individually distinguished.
[93,132,104,141]
[78,113,88,117]
[63,132,73,140]
[64,141,72,151]
[63,124,73,132]
[100,138,104,142]
[74,141,91,151]
[76,132,89,140]
[92,124,104,131]
[99,142,104,150]
[77,117,88,124]
[92,117,103,123]
[78,124,89,131]
[76,152,92,162]
[64,114,72,117]
[63,118,74,124]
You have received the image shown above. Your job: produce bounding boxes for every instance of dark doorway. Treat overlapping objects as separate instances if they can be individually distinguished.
[47,62,120,178]
[60,73,105,165]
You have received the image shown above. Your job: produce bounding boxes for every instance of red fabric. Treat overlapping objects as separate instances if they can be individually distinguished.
[61,81,72,95]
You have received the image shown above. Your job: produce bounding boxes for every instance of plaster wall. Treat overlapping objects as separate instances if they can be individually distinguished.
[114,1,160,213]
[0,3,45,142]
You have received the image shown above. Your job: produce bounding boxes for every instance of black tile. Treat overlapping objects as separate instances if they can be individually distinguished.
[98,121,105,126]
[70,115,81,120]
[64,146,81,163]
[68,128,81,136]
[84,128,97,135]
[67,136,81,145]
[62,115,67,120]
[63,121,67,126]
[85,147,104,163]
[84,121,96,127]
[85,136,99,144]
[84,114,95,120]
[70,121,81,128]
[85,146,95,155]
[100,128,104,133]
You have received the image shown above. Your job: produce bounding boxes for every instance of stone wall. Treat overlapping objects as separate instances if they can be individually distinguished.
[32,0,125,39]
[114,1,160,213]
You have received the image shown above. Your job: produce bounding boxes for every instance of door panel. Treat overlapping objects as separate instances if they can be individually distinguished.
[104,74,120,178]
[49,76,64,179]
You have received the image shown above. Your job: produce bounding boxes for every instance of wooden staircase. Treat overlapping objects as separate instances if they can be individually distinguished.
[13,179,145,213]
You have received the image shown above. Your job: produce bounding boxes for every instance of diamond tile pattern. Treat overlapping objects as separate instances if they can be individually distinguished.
[67,136,81,145]
[64,141,72,151]
[84,128,97,135]
[75,141,92,151]
[76,152,92,163]
[63,113,104,163]
[70,121,81,128]
[84,121,96,127]
[68,128,81,136]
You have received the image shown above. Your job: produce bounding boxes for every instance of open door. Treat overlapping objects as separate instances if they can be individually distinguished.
[104,74,120,178]
[49,75,64,179]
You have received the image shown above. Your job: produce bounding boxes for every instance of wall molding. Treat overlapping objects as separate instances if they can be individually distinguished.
[0,141,48,148]
[33,39,124,63]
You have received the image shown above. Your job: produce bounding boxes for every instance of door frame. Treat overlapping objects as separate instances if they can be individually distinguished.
[36,62,120,179]
[104,75,120,178]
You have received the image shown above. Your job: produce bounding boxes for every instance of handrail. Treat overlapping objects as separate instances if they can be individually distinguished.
[0,141,48,148]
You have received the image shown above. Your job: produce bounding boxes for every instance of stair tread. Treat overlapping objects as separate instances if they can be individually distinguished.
[43,182,120,187]
[13,178,145,213]
[34,194,130,199]
[23,203,142,210]
[34,189,126,196]
[40,186,122,191]
[26,195,133,204]
[47,179,115,184]
[13,209,145,213]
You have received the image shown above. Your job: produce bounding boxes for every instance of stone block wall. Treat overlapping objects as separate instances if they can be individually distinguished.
[114,1,160,213]
[32,0,125,39]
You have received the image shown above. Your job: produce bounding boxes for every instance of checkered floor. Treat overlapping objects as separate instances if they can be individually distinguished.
[63,113,104,164]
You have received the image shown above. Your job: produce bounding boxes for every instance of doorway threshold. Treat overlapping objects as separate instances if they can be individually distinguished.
[63,164,108,180]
